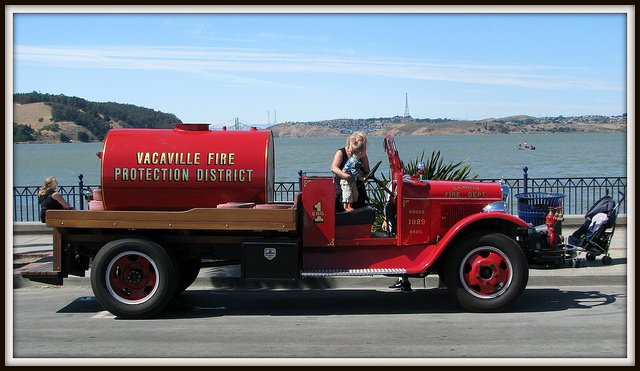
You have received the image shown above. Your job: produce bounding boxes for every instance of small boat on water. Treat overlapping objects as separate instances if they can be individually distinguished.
[517,142,536,150]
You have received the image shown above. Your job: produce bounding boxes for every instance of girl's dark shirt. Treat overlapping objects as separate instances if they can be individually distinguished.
[338,147,348,169]
[39,189,63,222]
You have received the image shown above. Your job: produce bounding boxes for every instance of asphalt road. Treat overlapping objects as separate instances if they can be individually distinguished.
[10,284,629,365]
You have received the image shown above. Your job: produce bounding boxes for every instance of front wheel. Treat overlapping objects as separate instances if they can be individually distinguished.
[91,238,178,319]
[444,232,528,312]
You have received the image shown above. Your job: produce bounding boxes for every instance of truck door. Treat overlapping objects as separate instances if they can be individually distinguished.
[301,174,336,247]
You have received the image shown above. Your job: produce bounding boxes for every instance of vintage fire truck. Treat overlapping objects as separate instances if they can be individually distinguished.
[22,123,535,319]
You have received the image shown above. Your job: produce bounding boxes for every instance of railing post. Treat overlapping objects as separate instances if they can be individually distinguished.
[523,166,528,194]
[78,174,84,210]
[298,170,303,193]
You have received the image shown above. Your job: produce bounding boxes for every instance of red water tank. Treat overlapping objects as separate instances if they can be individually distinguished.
[99,124,275,211]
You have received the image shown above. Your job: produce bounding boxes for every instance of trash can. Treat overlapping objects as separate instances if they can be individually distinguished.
[515,192,565,226]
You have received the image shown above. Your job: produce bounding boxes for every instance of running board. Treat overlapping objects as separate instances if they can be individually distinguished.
[18,262,63,285]
[301,268,407,277]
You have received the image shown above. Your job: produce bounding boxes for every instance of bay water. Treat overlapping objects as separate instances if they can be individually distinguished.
[12,132,628,187]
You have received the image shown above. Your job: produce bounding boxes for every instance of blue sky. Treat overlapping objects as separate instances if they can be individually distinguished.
[9,6,631,126]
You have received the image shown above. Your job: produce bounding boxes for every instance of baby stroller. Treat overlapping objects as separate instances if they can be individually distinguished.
[566,191,625,265]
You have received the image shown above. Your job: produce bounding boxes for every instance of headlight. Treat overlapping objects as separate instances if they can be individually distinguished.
[500,178,510,213]
[483,201,507,213]
[500,178,510,203]
[484,179,510,213]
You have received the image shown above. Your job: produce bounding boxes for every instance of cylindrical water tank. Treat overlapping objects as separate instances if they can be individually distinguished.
[99,124,274,210]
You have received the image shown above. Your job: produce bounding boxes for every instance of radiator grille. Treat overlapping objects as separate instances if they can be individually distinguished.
[440,202,486,229]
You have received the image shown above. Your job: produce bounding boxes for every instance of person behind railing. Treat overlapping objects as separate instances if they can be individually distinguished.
[331,131,371,212]
[38,177,73,223]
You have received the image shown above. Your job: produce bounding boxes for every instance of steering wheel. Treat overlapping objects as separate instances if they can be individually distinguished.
[363,161,393,197]
[363,160,382,183]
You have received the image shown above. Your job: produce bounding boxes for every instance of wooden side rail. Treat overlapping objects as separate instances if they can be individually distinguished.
[45,205,298,232]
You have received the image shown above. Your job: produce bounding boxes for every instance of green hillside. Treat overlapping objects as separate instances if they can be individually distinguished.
[13,92,182,142]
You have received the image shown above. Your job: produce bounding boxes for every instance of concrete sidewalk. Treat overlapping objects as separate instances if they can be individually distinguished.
[12,218,629,290]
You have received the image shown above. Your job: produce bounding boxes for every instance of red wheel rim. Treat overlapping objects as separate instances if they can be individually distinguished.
[105,251,159,304]
[459,246,513,299]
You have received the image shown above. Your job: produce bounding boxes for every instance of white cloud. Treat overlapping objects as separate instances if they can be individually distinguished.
[257,32,330,43]
[14,44,621,91]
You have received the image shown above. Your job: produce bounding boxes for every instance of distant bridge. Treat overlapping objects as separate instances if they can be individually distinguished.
[209,118,255,131]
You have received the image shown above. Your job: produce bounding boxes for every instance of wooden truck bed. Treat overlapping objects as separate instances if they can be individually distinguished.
[20,200,299,285]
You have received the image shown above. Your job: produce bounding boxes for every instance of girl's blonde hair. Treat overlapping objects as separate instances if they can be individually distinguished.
[347,131,368,150]
[38,177,57,196]
[351,140,366,155]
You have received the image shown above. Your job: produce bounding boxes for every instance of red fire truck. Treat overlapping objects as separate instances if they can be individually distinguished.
[22,124,535,319]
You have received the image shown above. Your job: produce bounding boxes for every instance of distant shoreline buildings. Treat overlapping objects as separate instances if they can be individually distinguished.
[275,113,627,136]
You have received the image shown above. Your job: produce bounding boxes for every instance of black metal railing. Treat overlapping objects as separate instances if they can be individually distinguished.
[14,172,627,222]
[498,176,627,216]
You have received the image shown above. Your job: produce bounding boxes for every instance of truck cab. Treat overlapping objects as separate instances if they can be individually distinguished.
[298,135,530,296]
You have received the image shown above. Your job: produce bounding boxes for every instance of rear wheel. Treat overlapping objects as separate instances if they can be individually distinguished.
[91,238,178,319]
[444,232,528,312]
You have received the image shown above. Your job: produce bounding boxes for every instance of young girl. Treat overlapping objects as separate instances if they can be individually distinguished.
[339,141,367,211]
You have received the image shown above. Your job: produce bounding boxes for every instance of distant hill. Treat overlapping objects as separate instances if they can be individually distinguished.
[13,91,627,142]
[267,122,344,138]
[269,114,627,138]
[13,92,181,143]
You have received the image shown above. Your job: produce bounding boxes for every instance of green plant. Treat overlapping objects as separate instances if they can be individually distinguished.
[369,172,390,231]
[405,150,477,181]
